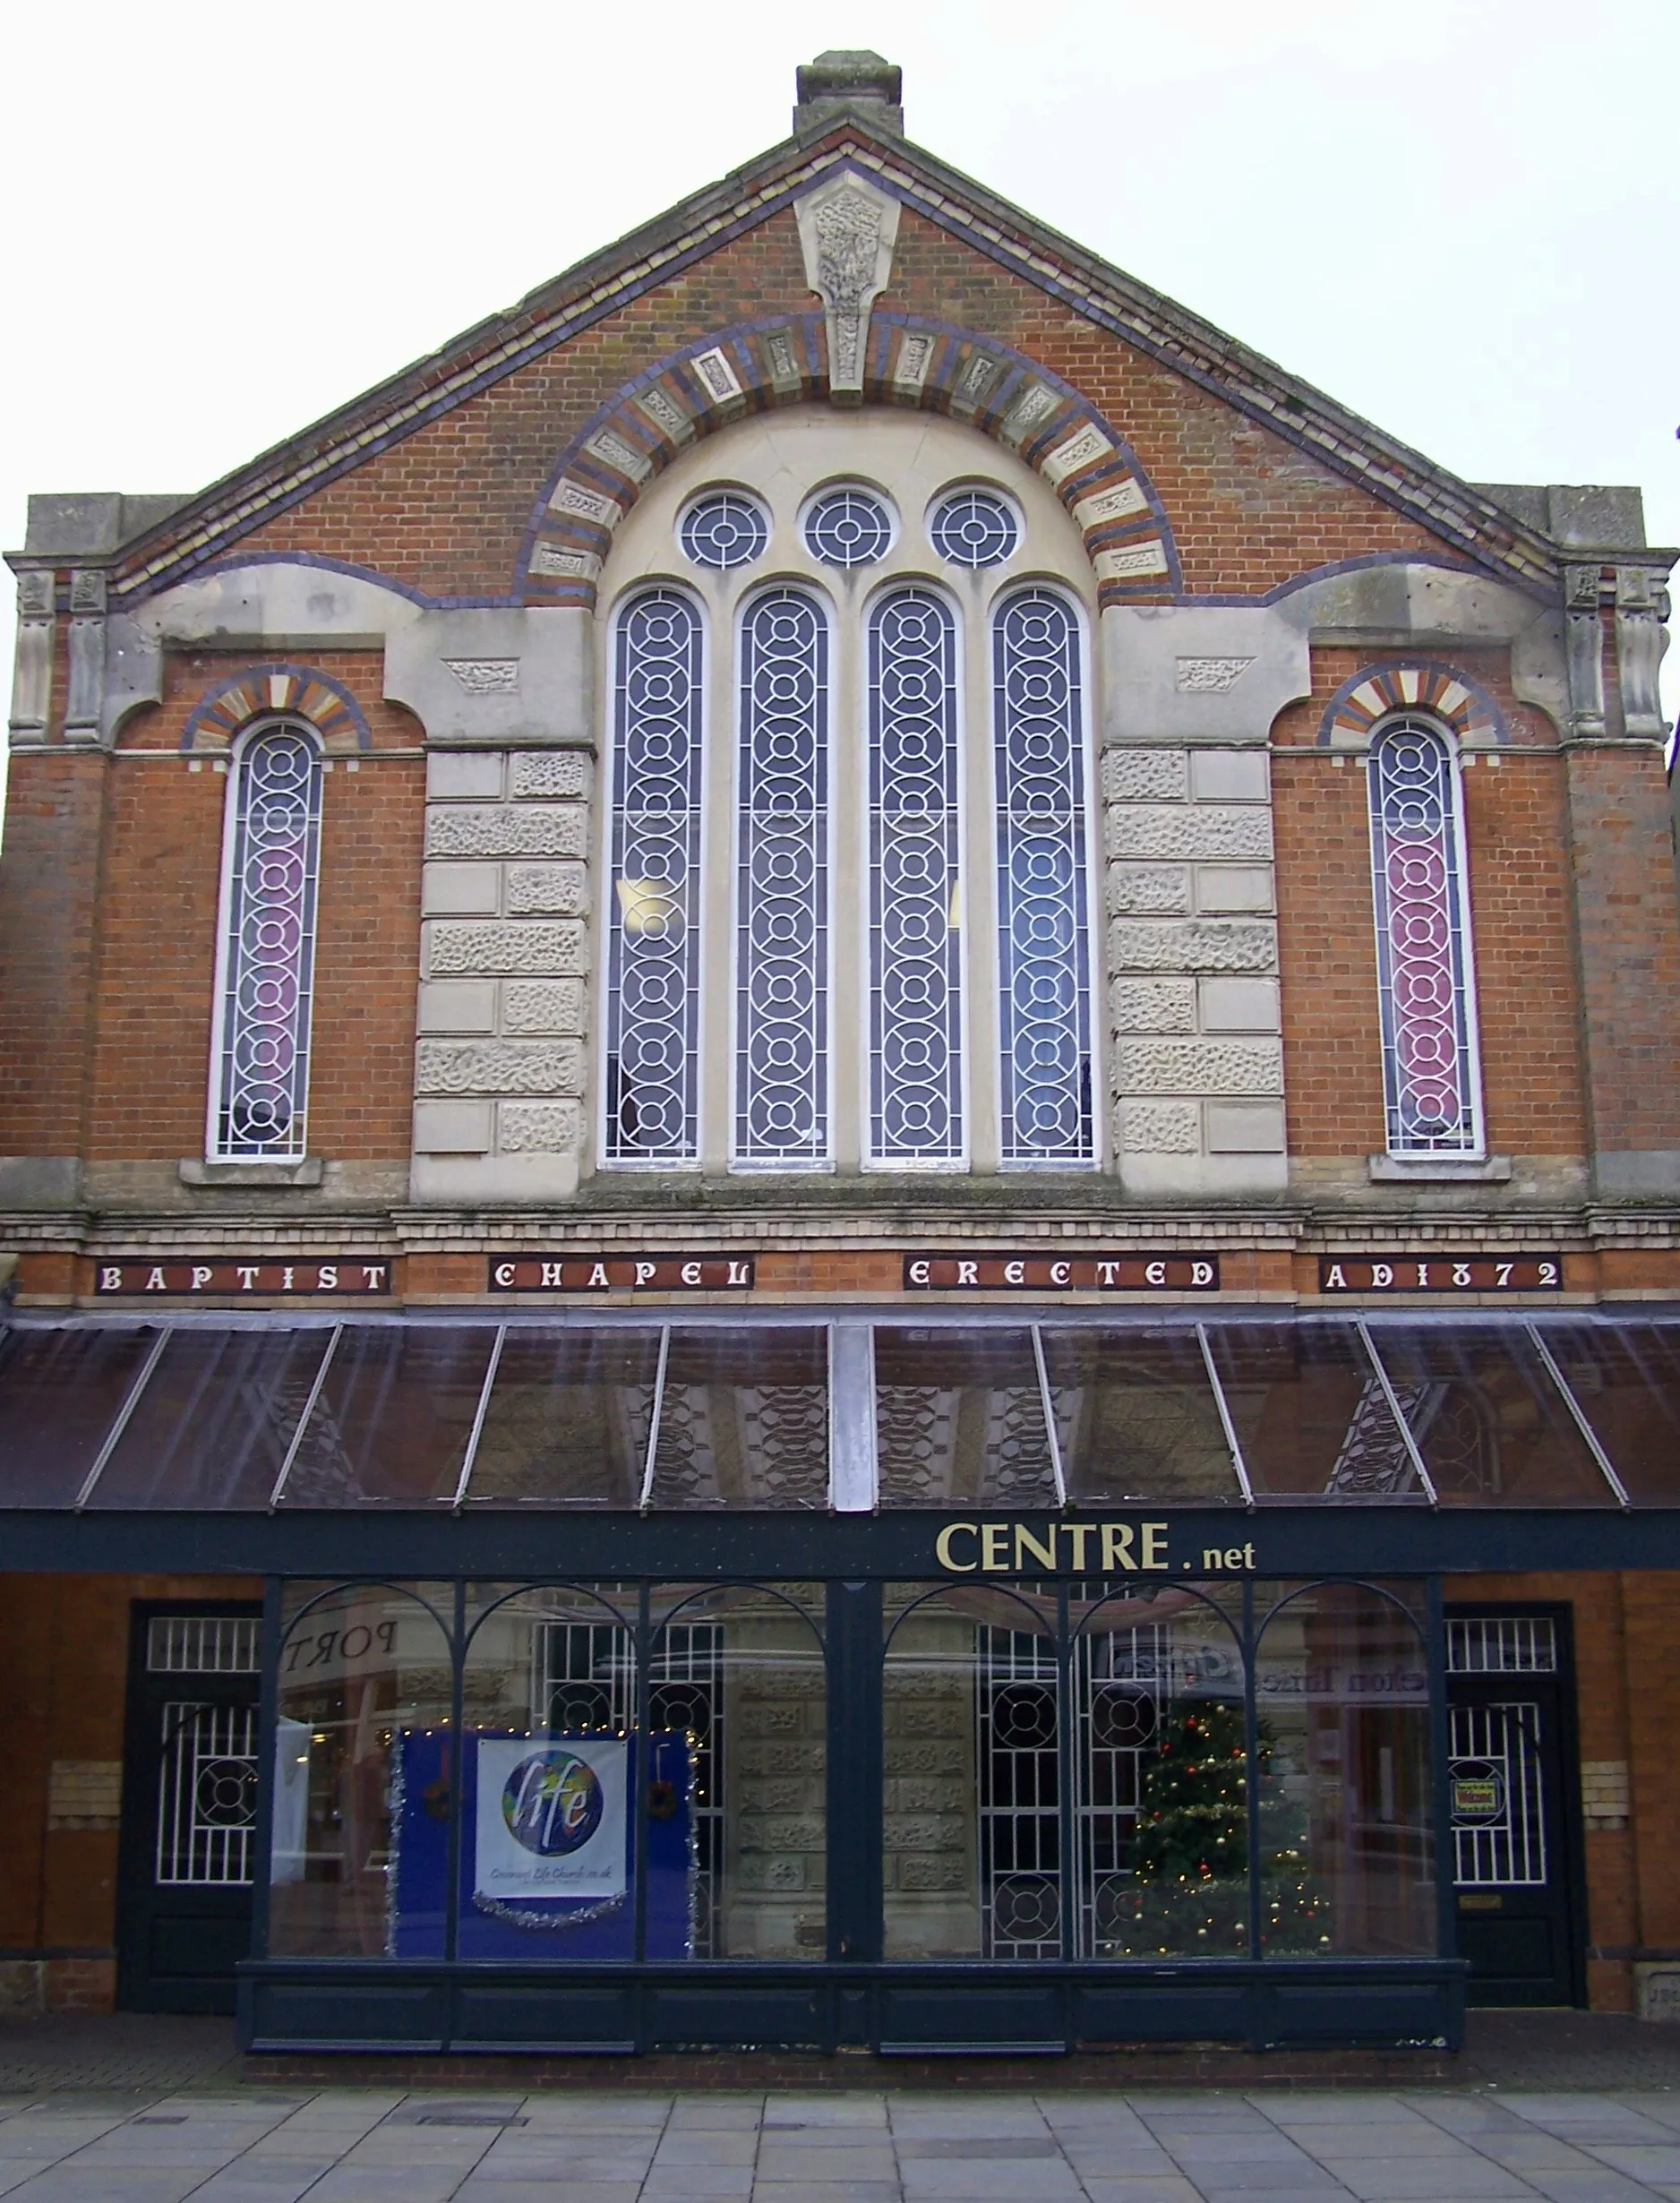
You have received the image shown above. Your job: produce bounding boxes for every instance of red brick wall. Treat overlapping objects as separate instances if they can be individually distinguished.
[0,753,107,1155]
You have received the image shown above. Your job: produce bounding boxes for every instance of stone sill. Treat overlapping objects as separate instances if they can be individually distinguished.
[179,1156,324,1189]
[1367,1153,1513,1185]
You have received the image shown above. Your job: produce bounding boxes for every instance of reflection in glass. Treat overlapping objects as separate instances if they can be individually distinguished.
[1046,1329,1239,1503]
[875,1330,1057,1509]
[279,1327,497,1504]
[647,1331,828,1509]
[91,1328,331,1508]
[1208,1322,1422,1498]
[0,1326,160,1505]
[466,1332,662,1504]
[270,1582,454,1958]
[883,1585,1059,1959]
[1534,1321,1680,1504]
[1367,1324,1611,1504]
[1254,1582,1434,1956]
[1072,1587,1247,1955]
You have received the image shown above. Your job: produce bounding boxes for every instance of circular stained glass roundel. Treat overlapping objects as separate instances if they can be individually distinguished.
[929,487,1019,569]
[802,486,893,568]
[680,491,769,570]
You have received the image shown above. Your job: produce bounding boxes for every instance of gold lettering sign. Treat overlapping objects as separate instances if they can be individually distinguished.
[933,1522,1256,1575]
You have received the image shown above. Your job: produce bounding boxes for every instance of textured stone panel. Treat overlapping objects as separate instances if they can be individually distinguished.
[1117,1037,1284,1096]
[412,1099,492,1153]
[1101,748,1187,803]
[416,1038,584,1096]
[1107,805,1273,861]
[1115,1100,1202,1153]
[420,861,499,916]
[510,751,593,800]
[427,921,588,976]
[1198,977,1281,1032]
[896,1856,966,1891]
[1110,976,1197,1034]
[499,1099,584,1153]
[425,803,589,858]
[1190,749,1270,802]
[506,861,588,915]
[416,980,497,1034]
[1195,864,1274,913]
[1106,862,1190,915]
[1110,918,1278,974]
[502,978,587,1034]
[1205,1101,1288,1153]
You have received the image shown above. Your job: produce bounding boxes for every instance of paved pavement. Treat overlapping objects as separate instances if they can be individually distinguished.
[2,2085,1680,2202]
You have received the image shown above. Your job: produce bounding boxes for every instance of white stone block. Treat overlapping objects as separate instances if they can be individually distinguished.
[1190,749,1271,802]
[1195,865,1275,914]
[425,751,503,801]
[1115,1100,1201,1153]
[499,1100,584,1153]
[409,1151,579,1204]
[502,979,587,1034]
[412,1099,492,1153]
[1205,1101,1288,1153]
[425,803,588,859]
[1107,862,1188,915]
[426,921,589,977]
[506,861,589,915]
[1120,1152,1290,1199]
[416,1039,585,1096]
[1198,977,1281,1033]
[510,751,593,800]
[1116,1037,1283,1096]
[1101,748,1187,803]
[1110,918,1278,974]
[1110,977,1196,1034]
[416,980,497,1034]
[1107,805,1273,862]
[421,861,500,916]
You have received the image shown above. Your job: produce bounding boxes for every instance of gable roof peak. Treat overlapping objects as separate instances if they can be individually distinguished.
[793,50,904,138]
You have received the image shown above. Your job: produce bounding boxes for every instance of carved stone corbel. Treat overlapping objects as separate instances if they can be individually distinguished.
[1613,564,1671,741]
[1563,562,1606,738]
[7,570,55,745]
[794,170,900,404]
[64,569,107,745]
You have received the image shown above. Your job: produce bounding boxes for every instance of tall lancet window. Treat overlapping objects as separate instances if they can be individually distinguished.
[209,723,323,1160]
[1367,716,1485,1156]
[869,587,964,1165]
[734,588,830,1167]
[992,588,1094,1167]
[604,588,705,1163]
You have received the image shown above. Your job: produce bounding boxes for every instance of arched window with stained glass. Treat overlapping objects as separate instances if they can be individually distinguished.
[208,722,324,1161]
[1366,716,1484,1157]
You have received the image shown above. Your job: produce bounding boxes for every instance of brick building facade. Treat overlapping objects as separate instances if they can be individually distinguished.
[2,54,1677,2063]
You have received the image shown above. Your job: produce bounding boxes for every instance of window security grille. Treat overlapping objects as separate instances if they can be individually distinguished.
[869,587,964,1164]
[210,725,322,1160]
[605,591,705,1163]
[1367,718,1483,1155]
[977,1628,1061,1958]
[1450,1701,1547,1885]
[155,1703,258,1886]
[993,590,1094,1166]
[1075,1623,1173,1958]
[929,488,1018,570]
[1446,1616,1557,1674]
[147,1616,261,1674]
[734,590,830,1167]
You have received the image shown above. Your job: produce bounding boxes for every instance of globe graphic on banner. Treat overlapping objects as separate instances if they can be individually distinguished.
[501,1749,604,1856]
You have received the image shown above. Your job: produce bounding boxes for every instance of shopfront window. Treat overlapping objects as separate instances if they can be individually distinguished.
[270,1582,454,1958]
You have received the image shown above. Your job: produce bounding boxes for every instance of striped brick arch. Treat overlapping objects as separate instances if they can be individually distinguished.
[1317,660,1507,748]
[181,664,371,754]
[516,313,1180,611]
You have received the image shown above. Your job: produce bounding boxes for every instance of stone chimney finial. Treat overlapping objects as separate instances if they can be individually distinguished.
[793,51,904,137]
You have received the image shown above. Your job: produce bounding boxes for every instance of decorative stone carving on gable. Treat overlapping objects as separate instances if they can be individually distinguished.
[794,169,901,402]
[7,570,55,747]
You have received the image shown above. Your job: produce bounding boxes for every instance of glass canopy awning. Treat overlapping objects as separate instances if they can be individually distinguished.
[3,1309,1678,1513]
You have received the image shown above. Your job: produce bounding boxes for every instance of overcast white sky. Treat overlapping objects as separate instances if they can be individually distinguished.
[4,0,1676,714]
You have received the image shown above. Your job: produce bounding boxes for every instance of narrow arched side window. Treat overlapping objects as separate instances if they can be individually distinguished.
[734,587,831,1168]
[604,588,705,1165]
[869,587,964,1166]
[992,588,1095,1168]
[208,721,323,1160]
[1367,716,1485,1156]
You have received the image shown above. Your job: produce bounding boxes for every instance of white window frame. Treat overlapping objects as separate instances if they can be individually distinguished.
[205,717,324,1163]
